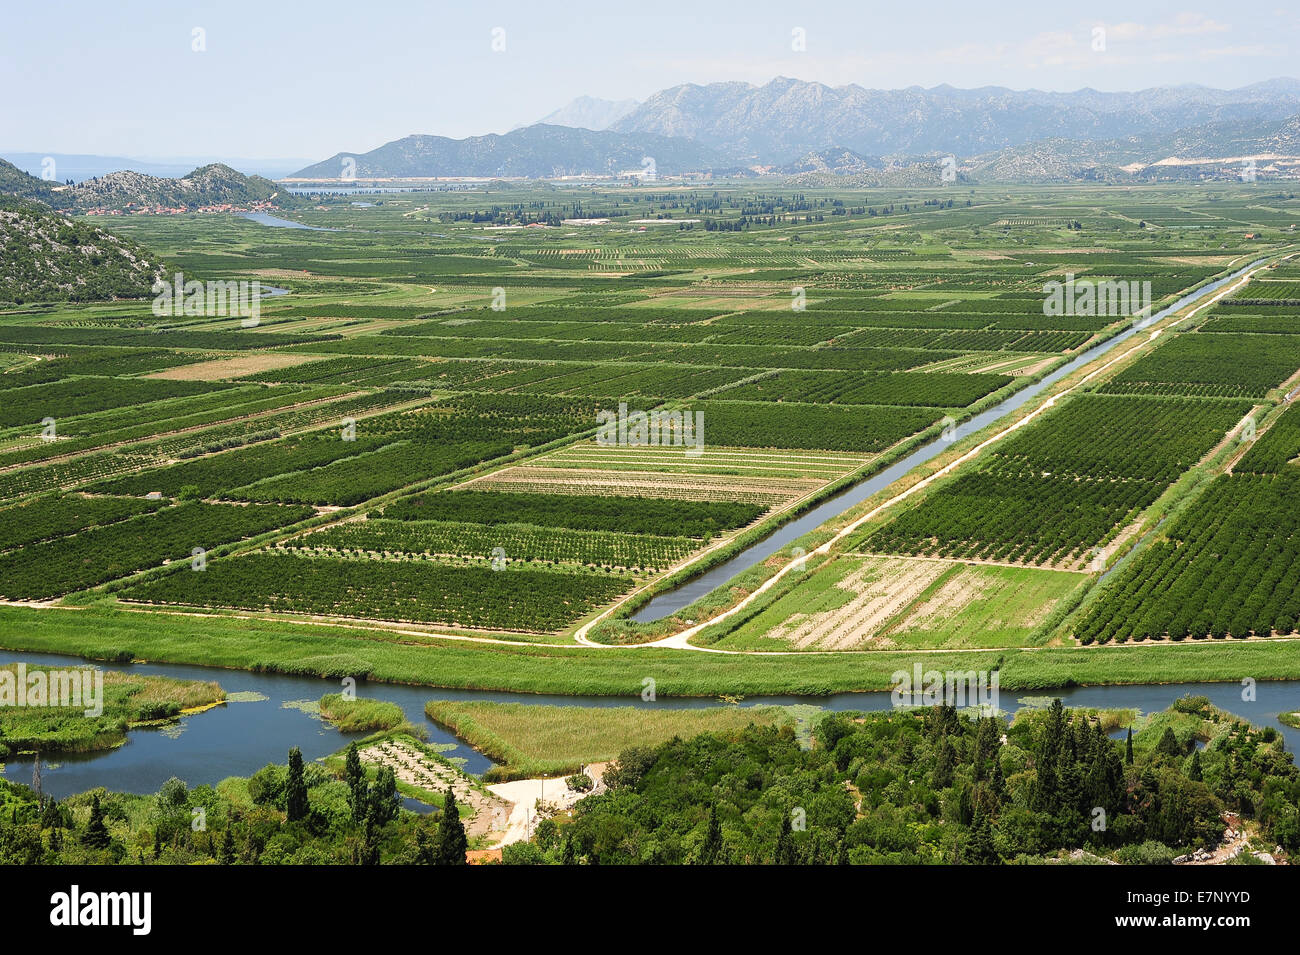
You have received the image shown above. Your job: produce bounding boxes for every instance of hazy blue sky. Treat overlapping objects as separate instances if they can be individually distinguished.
[3,1,1296,161]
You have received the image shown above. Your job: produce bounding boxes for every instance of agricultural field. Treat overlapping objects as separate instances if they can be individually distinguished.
[0,182,1296,656]
[852,394,1253,567]
[708,554,1085,651]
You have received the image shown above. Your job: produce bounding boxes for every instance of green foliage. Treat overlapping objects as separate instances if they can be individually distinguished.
[1077,470,1300,642]
[0,501,312,599]
[125,551,630,631]
[431,789,468,865]
[385,490,762,538]
[285,748,308,822]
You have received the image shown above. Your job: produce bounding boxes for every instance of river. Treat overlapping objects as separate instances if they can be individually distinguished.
[2,649,1296,801]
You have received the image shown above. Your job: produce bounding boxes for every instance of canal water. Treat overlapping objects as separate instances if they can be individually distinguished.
[632,259,1267,621]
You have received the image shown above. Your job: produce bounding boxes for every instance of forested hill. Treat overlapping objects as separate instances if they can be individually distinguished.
[0,196,161,305]
[0,159,73,210]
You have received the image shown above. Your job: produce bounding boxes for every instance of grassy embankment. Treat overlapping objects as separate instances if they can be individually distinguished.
[4,605,1300,697]
[425,699,790,780]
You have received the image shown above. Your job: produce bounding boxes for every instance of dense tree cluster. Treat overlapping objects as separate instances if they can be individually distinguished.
[0,743,468,866]
[504,700,1297,865]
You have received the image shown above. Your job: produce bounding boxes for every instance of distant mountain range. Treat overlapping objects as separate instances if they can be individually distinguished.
[290,77,1300,183]
[5,79,1300,192]
[966,112,1300,183]
[289,124,733,180]
[609,76,1300,162]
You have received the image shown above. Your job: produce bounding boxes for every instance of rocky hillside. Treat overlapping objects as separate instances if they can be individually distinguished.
[68,163,288,211]
[0,196,161,305]
[0,159,293,213]
[291,78,1300,182]
[969,113,1300,182]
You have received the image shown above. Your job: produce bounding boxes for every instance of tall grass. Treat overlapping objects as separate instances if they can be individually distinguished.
[426,700,790,780]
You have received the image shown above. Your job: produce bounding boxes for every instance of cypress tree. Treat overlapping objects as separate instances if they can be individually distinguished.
[435,788,468,865]
[1156,727,1182,758]
[774,811,796,865]
[1125,727,1134,765]
[1042,700,1066,766]
[367,766,399,828]
[285,747,308,822]
[413,827,436,864]
[700,804,722,865]
[933,738,955,789]
[344,743,367,823]
[973,717,997,782]
[1188,749,1203,781]
[219,824,235,864]
[967,810,997,865]
[81,794,110,850]
[989,753,1007,804]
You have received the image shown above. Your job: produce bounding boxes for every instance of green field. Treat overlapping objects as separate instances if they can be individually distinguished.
[425,699,791,779]
[709,555,1086,651]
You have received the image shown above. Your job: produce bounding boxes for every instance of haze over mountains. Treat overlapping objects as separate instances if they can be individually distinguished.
[289,77,1300,183]
[534,96,640,132]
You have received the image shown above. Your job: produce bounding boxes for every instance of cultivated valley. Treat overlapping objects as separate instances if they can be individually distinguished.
[4,4,1300,897]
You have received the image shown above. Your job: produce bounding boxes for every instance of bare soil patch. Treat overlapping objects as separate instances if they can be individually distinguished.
[147,353,318,381]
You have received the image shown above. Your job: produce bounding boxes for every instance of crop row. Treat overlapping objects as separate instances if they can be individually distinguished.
[1235,402,1300,473]
[0,494,164,552]
[384,489,761,538]
[0,376,229,430]
[989,395,1251,483]
[290,518,697,572]
[717,369,1011,408]
[1200,313,1300,335]
[857,469,1162,566]
[120,551,630,632]
[1074,471,1300,643]
[692,399,937,452]
[0,501,312,599]
[1099,332,1300,399]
